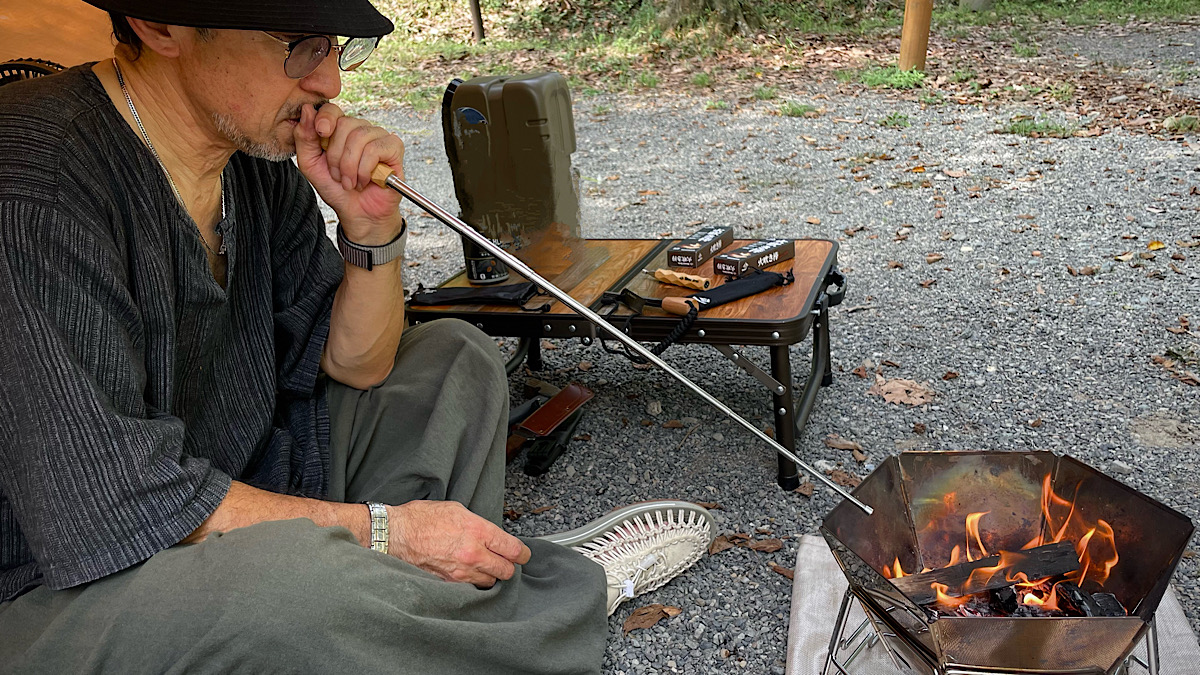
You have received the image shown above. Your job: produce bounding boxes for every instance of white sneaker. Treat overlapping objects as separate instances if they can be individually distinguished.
[540,501,714,616]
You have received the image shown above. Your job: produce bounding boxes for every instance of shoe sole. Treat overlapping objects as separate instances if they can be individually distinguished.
[536,500,716,548]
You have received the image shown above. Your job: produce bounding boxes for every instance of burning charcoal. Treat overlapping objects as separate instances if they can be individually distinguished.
[991,586,1019,615]
[1058,582,1101,617]
[890,541,1078,605]
[1012,604,1061,618]
[1092,593,1127,617]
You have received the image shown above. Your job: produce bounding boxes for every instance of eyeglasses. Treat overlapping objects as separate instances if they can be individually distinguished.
[262,32,379,79]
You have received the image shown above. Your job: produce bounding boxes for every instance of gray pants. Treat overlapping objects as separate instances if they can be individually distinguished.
[0,319,607,674]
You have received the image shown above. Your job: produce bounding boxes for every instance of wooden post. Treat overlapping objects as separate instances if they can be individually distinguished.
[469,0,486,44]
[899,0,933,71]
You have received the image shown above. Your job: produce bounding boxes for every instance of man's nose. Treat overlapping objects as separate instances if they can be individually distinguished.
[301,51,342,101]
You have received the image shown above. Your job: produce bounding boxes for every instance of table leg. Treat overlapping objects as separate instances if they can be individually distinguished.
[772,300,832,490]
[770,345,801,490]
[527,336,543,371]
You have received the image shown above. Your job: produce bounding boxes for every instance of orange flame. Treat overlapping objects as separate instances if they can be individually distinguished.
[932,582,969,608]
[879,472,1124,615]
[964,511,990,562]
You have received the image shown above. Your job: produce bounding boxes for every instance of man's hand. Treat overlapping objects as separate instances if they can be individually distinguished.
[388,501,533,588]
[293,102,405,244]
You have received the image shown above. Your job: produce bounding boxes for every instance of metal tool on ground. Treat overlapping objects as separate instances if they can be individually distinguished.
[641,268,711,291]
[340,154,873,515]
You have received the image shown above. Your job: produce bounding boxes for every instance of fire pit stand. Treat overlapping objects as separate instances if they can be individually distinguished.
[819,451,1193,675]
[821,586,1162,675]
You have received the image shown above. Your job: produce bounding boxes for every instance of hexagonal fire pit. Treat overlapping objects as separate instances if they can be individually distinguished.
[821,451,1193,675]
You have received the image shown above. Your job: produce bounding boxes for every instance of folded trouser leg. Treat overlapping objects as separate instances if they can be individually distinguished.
[324,318,509,523]
[0,519,607,675]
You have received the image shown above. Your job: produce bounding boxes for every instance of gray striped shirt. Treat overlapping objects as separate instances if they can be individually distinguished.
[0,66,344,600]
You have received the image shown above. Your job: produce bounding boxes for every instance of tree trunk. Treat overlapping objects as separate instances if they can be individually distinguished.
[469,0,486,43]
[656,0,758,35]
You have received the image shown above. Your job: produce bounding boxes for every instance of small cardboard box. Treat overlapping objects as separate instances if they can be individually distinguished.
[666,226,734,268]
[713,239,795,277]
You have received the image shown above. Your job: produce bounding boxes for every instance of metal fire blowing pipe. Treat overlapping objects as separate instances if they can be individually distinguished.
[378,171,873,515]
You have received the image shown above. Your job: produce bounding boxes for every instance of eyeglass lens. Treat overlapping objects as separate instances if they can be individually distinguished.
[284,36,378,79]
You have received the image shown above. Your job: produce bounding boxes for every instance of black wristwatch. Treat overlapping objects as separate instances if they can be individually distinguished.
[337,221,406,271]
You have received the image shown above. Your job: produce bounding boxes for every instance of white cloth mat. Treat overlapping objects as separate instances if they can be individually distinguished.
[786,534,1200,675]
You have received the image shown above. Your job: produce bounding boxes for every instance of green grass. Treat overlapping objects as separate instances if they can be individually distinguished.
[859,66,925,89]
[951,68,977,83]
[337,0,1200,109]
[880,112,911,128]
[1049,82,1076,102]
[753,85,779,100]
[1013,42,1040,58]
[591,103,613,116]
[704,100,730,110]
[1164,115,1200,132]
[779,101,818,117]
[997,116,1077,137]
[920,92,947,105]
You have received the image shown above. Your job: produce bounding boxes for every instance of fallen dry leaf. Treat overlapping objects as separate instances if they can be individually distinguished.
[768,561,795,580]
[694,501,722,510]
[573,433,592,441]
[1030,418,1044,428]
[795,481,815,497]
[623,604,680,634]
[828,469,862,488]
[868,375,937,406]
[662,419,685,429]
[1148,240,1166,251]
[637,189,661,196]
[851,365,870,379]
[943,169,967,178]
[823,434,863,452]
[709,536,736,555]
[745,538,783,553]
[530,505,554,515]
[503,509,521,521]
[887,260,904,269]
[925,253,945,264]
[919,279,938,288]
[913,422,927,434]
[852,449,868,463]
[1115,251,1135,262]
[942,371,959,380]
[882,359,900,368]
[577,361,593,371]
[806,216,822,225]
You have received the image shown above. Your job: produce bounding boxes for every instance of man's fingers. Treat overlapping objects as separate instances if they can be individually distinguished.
[486,529,532,565]
[313,102,344,139]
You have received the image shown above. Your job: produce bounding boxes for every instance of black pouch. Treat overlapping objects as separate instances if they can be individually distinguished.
[687,268,793,310]
[409,282,539,307]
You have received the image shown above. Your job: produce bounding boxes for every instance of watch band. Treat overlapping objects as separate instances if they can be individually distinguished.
[337,221,407,271]
[366,502,389,554]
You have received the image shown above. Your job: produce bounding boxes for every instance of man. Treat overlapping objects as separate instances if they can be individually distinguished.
[0,1,711,672]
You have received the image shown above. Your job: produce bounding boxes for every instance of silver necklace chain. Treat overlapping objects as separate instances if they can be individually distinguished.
[113,59,226,257]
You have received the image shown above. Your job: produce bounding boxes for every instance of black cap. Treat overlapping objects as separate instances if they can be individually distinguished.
[83,0,395,38]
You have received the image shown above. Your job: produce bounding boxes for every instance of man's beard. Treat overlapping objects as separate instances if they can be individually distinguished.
[212,108,304,162]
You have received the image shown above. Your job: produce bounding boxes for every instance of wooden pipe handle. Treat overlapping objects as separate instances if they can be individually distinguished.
[661,297,700,316]
[653,269,711,290]
[318,137,395,188]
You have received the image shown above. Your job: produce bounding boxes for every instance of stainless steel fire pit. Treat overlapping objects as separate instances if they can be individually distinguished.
[819,451,1194,675]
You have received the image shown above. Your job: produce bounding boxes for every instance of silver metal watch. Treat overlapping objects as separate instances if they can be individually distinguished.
[337,221,406,271]
[366,502,389,554]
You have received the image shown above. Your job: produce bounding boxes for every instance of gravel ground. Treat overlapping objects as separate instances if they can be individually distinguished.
[334,27,1200,673]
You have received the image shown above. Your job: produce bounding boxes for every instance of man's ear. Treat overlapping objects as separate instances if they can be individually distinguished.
[125,18,186,58]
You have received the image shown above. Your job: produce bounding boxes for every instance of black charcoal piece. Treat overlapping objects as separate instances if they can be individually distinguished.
[1092,593,1127,617]
[991,586,1019,614]
[1058,582,1101,617]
